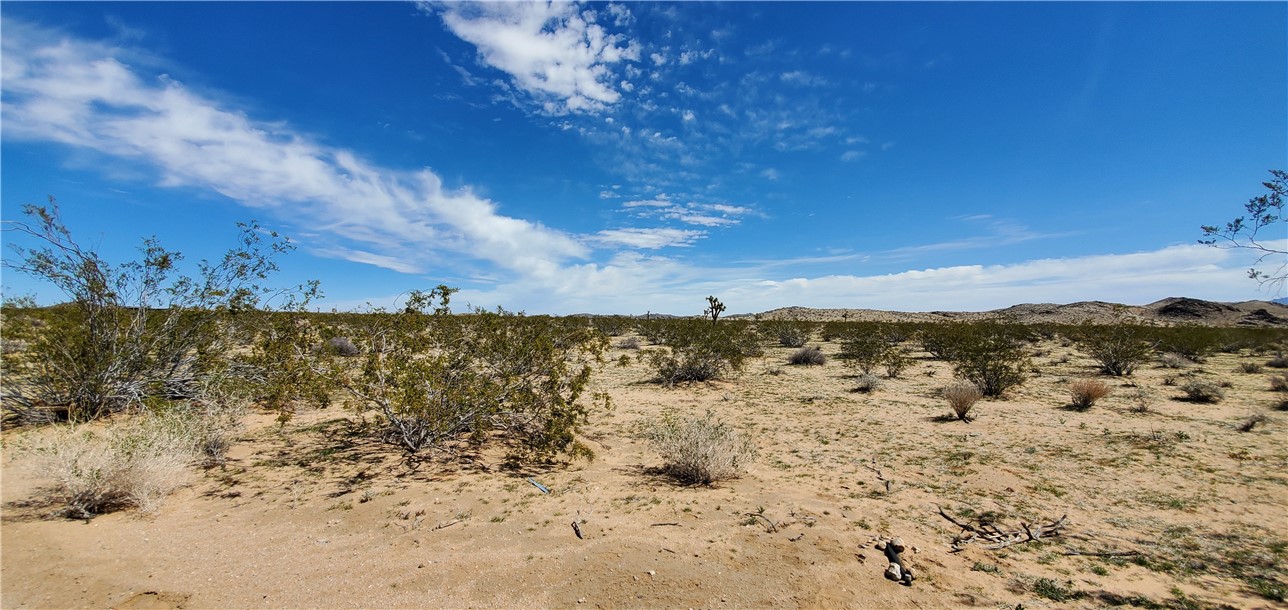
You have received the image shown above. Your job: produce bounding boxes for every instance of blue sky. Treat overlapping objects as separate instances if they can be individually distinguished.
[2,2,1285,315]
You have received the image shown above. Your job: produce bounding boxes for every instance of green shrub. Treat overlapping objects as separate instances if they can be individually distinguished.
[647,410,757,485]
[1,199,316,425]
[839,324,910,377]
[647,321,754,384]
[322,289,608,461]
[1076,324,1156,376]
[759,319,816,348]
[1033,577,1082,602]
[948,325,1030,397]
[1154,326,1222,363]
[919,323,969,361]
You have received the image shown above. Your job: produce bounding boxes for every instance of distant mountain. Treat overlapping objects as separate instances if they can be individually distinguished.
[740,298,1288,327]
[1274,297,1288,306]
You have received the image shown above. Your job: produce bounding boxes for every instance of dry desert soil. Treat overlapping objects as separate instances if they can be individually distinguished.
[3,303,1288,610]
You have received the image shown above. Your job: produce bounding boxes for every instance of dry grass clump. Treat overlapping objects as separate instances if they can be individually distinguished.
[787,346,826,366]
[1068,379,1112,411]
[616,336,641,350]
[647,410,757,485]
[27,420,197,518]
[852,373,883,393]
[1237,362,1265,374]
[1267,353,1288,369]
[942,380,983,422]
[1270,375,1288,392]
[325,337,361,357]
[1237,413,1269,433]
[1158,352,1191,369]
[1181,380,1226,403]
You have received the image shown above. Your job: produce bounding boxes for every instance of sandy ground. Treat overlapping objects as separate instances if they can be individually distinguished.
[3,335,1287,609]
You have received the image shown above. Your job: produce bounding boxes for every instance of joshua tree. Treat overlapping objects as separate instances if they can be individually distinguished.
[704,295,726,325]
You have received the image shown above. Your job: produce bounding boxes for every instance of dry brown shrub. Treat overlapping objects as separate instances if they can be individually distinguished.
[943,380,983,422]
[647,410,757,485]
[787,346,826,366]
[27,419,197,518]
[1068,379,1112,411]
[1270,375,1288,392]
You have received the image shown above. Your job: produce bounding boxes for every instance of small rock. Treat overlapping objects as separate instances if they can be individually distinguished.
[647,570,656,576]
[890,537,906,553]
[884,563,903,581]
[875,541,887,551]
[577,598,585,604]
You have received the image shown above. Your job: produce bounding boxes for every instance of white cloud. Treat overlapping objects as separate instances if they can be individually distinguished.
[591,227,705,249]
[780,70,827,87]
[840,150,867,162]
[760,168,780,181]
[681,109,696,122]
[432,1,640,114]
[739,245,1258,312]
[1,20,587,280]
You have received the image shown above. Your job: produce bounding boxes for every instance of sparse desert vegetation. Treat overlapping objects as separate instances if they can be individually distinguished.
[3,207,1288,609]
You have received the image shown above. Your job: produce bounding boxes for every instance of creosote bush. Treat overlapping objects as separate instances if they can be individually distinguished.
[647,410,757,485]
[759,319,816,348]
[1268,353,1288,369]
[317,289,609,461]
[787,346,826,366]
[943,380,982,422]
[948,325,1030,397]
[1181,380,1225,403]
[647,320,756,384]
[1,199,317,425]
[1068,379,1112,411]
[1076,323,1155,376]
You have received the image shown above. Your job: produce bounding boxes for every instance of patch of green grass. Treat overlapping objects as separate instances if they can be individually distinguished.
[970,562,999,574]
[1033,577,1082,602]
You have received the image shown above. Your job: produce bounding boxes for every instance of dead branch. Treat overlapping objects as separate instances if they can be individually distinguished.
[744,512,778,533]
[1062,549,1140,557]
[935,505,1067,552]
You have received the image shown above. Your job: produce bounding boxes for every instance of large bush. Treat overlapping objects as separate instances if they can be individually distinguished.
[1075,324,1157,376]
[1,200,316,425]
[839,323,911,378]
[646,320,757,384]
[758,319,816,348]
[318,289,608,461]
[948,324,1031,397]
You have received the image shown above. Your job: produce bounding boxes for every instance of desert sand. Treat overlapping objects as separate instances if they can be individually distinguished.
[3,307,1287,609]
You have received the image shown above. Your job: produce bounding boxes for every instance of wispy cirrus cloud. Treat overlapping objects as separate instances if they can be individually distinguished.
[1,20,587,280]
[429,1,641,115]
[619,194,756,228]
[590,227,706,249]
